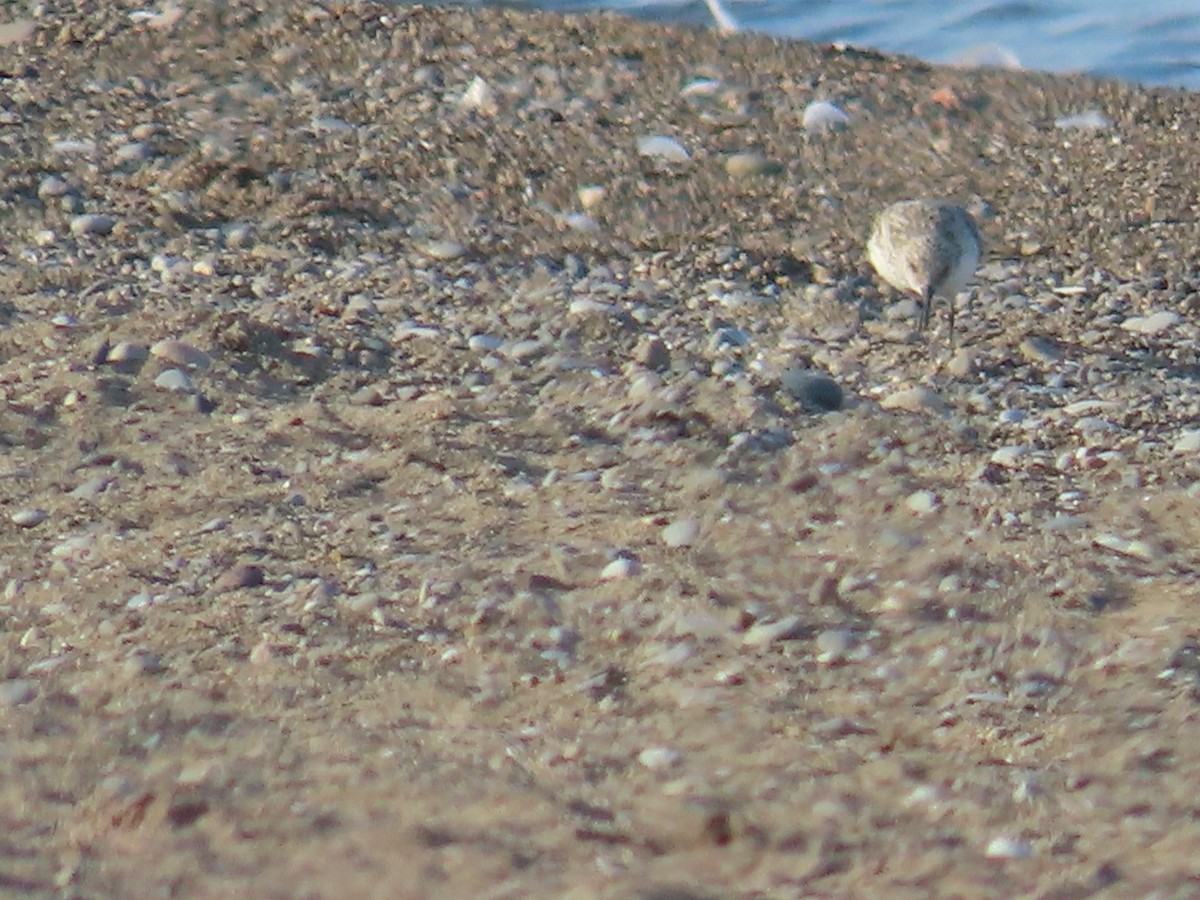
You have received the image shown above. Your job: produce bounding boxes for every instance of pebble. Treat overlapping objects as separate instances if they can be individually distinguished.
[114,141,152,163]
[51,534,94,560]
[125,650,165,677]
[107,341,149,364]
[802,100,849,132]
[1121,310,1179,335]
[468,333,503,353]
[815,629,857,663]
[342,592,382,616]
[984,835,1033,860]
[946,349,974,377]
[577,185,605,209]
[349,385,385,407]
[1062,399,1120,417]
[1093,533,1156,562]
[0,679,37,706]
[1018,336,1064,364]
[1173,430,1200,454]
[627,371,663,402]
[249,640,276,665]
[1054,109,1111,130]
[154,368,196,393]
[568,297,614,316]
[150,339,211,370]
[661,517,700,548]
[342,296,377,321]
[600,554,642,580]
[394,321,441,340]
[504,339,545,361]
[125,591,154,610]
[189,393,217,415]
[151,254,187,279]
[11,508,48,528]
[37,175,72,200]
[742,615,805,648]
[905,490,940,514]
[212,563,265,593]
[635,336,671,371]
[680,78,721,96]
[129,6,183,28]
[71,475,114,499]
[880,386,944,413]
[563,213,599,233]
[70,213,116,236]
[417,240,466,261]
[781,369,844,412]
[311,116,354,133]
[724,151,783,178]
[223,223,255,248]
[1075,416,1117,435]
[637,746,681,770]
[459,75,497,112]
[990,445,1030,467]
[710,327,750,350]
[998,409,1027,425]
[51,139,96,156]
[636,135,690,162]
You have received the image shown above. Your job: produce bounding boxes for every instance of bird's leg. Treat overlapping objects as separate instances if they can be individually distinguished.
[918,287,933,331]
[947,293,956,345]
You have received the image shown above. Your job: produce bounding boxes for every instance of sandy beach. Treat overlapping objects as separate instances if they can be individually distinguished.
[5,2,1200,896]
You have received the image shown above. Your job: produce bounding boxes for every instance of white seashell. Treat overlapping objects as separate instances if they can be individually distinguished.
[70,214,116,236]
[50,139,96,155]
[153,368,195,393]
[1054,110,1111,130]
[150,339,210,370]
[680,78,722,97]
[11,508,48,528]
[577,185,605,209]
[637,747,681,770]
[467,334,503,353]
[990,445,1030,467]
[1173,430,1200,454]
[661,518,699,548]
[984,836,1032,860]
[563,212,599,233]
[636,135,690,162]
[802,100,849,133]
[392,321,440,340]
[311,116,354,133]
[459,76,496,112]
[600,555,641,580]
[568,297,613,316]
[1121,310,1178,334]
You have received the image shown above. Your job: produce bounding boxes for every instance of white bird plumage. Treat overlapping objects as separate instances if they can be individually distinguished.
[867,200,983,340]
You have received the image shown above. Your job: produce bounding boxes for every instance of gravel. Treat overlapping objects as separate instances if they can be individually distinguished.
[1,3,1199,897]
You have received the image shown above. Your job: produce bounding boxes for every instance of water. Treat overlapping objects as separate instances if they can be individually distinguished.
[525,0,1200,90]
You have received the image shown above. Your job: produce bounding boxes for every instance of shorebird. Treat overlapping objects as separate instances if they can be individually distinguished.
[867,200,982,341]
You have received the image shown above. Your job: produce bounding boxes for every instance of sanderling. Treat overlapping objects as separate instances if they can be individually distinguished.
[867,199,982,340]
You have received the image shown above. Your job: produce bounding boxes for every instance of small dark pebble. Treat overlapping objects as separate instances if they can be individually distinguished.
[213,563,265,593]
[780,369,844,412]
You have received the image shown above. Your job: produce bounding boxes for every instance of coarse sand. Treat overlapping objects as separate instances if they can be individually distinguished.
[4,2,1200,897]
